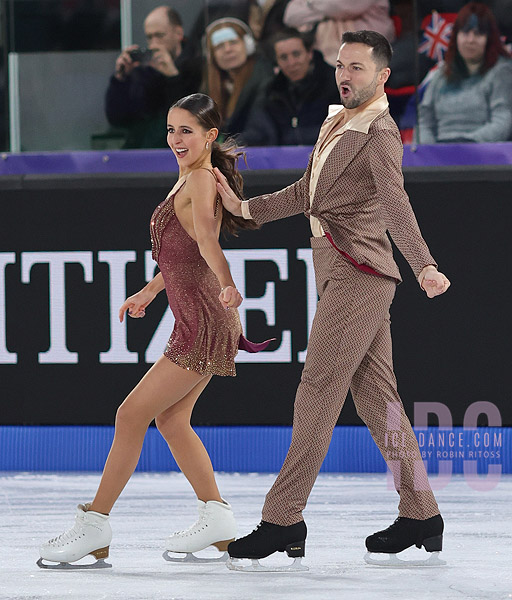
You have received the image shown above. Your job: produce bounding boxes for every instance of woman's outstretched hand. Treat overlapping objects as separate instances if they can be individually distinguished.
[213,167,243,217]
[219,285,243,309]
[119,289,156,322]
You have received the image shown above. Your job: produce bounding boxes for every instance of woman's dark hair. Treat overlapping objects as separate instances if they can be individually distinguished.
[444,2,510,81]
[170,93,258,236]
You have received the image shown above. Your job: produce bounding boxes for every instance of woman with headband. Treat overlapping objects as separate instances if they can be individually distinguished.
[204,18,273,139]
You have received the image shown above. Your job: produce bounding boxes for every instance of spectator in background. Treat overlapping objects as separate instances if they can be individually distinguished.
[105,6,202,149]
[416,0,512,39]
[283,0,395,66]
[418,2,512,143]
[204,17,273,139]
[385,0,437,124]
[186,0,292,48]
[241,28,339,145]
[187,1,267,56]
[258,0,294,43]
[387,0,437,88]
[417,0,465,19]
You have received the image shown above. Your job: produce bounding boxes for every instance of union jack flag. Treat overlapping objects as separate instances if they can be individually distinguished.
[418,11,456,62]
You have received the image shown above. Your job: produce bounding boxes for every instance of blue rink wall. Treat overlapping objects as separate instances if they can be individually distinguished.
[1,425,509,475]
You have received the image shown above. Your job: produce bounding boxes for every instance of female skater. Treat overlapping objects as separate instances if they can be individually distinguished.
[38,93,261,569]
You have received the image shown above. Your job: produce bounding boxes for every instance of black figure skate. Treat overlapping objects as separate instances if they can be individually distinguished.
[226,520,308,572]
[364,515,446,567]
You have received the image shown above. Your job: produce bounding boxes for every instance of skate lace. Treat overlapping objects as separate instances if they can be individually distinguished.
[384,518,402,533]
[252,521,272,534]
[173,510,209,537]
[388,517,400,529]
[47,517,85,547]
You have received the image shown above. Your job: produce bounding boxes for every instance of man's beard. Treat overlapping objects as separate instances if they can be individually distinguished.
[341,73,378,109]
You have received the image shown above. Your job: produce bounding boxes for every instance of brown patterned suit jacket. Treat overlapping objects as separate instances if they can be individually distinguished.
[247,109,436,283]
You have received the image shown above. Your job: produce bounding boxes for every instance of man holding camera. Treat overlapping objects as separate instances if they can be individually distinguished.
[105,5,202,149]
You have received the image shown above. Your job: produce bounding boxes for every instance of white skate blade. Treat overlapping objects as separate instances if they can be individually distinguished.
[364,551,446,567]
[36,557,112,570]
[162,549,228,564]
[226,557,308,572]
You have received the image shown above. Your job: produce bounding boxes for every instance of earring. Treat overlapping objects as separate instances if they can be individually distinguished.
[206,141,210,150]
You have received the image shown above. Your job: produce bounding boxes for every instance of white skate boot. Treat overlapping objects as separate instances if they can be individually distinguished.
[163,499,237,564]
[37,504,112,569]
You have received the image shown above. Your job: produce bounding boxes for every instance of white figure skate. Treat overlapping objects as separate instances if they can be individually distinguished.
[163,499,236,564]
[37,504,112,569]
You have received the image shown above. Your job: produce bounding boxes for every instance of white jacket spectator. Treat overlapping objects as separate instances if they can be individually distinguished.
[283,0,395,66]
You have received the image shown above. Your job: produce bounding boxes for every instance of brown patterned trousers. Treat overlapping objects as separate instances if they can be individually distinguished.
[262,237,440,525]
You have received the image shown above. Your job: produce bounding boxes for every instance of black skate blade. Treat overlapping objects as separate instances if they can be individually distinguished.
[162,550,228,564]
[226,557,308,572]
[364,551,446,568]
[36,557,112,570]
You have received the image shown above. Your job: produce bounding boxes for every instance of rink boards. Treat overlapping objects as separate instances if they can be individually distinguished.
[0,424,509,478]
[1,161,511,429]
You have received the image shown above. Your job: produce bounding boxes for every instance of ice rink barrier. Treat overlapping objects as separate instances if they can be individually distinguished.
[2,142,512,176]
[0,425,508,475]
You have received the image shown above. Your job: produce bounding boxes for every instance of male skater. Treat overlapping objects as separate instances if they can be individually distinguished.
[215,30,450,568]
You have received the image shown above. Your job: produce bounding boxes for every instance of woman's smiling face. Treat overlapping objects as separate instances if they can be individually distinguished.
[167,107,210,166]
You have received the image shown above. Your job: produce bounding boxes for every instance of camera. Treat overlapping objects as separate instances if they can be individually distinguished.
[128,47,154,64]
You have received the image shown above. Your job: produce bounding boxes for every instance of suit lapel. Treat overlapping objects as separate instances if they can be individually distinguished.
[311,130,369,208]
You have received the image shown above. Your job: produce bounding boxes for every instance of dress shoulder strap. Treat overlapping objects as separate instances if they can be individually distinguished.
[165,175,188,200]
[196,167,221,218]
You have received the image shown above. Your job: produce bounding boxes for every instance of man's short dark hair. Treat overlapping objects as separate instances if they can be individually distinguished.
[271,27,314,54]
[341,30,392,69]
[166,7,183,28]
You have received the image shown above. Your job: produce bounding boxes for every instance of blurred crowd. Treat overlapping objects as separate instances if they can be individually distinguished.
[2,0,512,149]
[104,0,512,148]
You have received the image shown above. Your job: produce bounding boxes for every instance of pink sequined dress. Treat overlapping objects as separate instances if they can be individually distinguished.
[150,177,242,376]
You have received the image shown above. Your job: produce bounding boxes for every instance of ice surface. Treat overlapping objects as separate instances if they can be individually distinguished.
[1,472,511,600]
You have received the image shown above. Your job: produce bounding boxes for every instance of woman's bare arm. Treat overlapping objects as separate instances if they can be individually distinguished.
[187,170,242,308]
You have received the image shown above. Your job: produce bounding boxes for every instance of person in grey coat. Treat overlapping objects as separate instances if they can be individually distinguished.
[418,2,512,143]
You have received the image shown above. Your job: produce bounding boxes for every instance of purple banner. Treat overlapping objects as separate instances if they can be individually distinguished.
[1,142,512,176]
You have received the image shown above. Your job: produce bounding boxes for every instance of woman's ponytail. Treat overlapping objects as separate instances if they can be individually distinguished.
[211,139,259,236]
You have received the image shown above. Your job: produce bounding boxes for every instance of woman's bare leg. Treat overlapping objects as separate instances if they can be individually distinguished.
[155,377,222,503]
[89,356,206,514]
